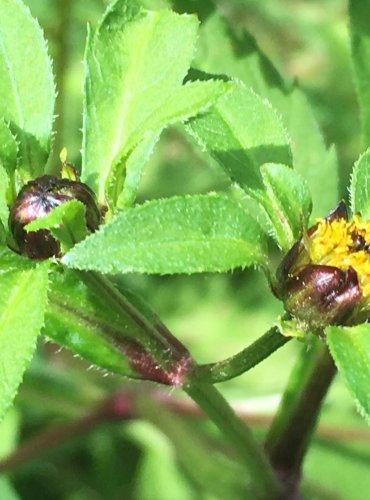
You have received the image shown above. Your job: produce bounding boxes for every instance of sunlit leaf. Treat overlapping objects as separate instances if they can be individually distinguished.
[187,85,292,192]
[63,194,267,274]
[0,261,49,421]
[0,0,55,179]
[0,119,18,176]
[0,164,9,233]
[252,163,312,250]
[194,12,338,218]
[82,0,230,207]
[350,148,370,218]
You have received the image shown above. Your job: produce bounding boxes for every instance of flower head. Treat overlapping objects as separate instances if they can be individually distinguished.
[277,201,370,331]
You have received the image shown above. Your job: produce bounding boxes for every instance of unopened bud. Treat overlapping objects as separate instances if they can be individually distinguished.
[9,175,101,259]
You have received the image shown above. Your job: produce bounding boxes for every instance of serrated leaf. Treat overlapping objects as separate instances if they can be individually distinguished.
[284,89,338,219]
[326,323,370,423]
[0,164,9,232]
[0,0,55,179]
[26,200,87,253]
[194,12,338,219]
[63,194,267,274]
[82,0,201,205]
[349,0,370,146]
[186,85,292,192]
[350,149,370,218]
[0,119,18,176]
[116,132,160,209]
[0,246,35,274]
[0,261,49,422]
[129,79,234,147]
[252,163,312,250]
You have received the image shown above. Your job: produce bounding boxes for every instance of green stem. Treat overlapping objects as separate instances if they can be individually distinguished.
[265,340,336,494]
[195,327,290,383]
[80,271,282,497]
[185,382,283,500]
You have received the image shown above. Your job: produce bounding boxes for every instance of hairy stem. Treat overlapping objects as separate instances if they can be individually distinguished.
[195,327,290,383]
[265,340,336,496]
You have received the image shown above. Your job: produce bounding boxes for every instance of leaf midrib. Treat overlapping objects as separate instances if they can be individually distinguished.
[98,14,157,200]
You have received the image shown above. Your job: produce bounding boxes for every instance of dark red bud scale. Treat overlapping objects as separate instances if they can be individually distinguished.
[9,175,101,259]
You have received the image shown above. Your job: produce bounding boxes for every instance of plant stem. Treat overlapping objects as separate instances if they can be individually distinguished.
[265,340,336,496]
[2,385,369,475]
[185,382,283,499]
[195,327,290,383]
[80,271,283,497]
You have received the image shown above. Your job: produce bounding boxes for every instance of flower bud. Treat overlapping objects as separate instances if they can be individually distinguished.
[281,264,361,331]
[9,175,101,259]
[276,201,369,332]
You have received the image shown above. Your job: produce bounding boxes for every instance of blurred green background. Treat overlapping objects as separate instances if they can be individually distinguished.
[1,1,369,499]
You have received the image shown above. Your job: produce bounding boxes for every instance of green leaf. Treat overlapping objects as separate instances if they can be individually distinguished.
[194,11,288,106]
[0,246,35,274]
[252,163,312,250]
[63,194,267,274]
[194,12,338,219]
[186,85,292,192]
[0,0,55,179]
[284,89,338,219]
[116,132,160,209]
[83,0,204,205]
[130,79,234,146]
[0,261,49,422]
[0,164,9,232]
[349,0,370,146]
[350,148,370,218]
[0,119,18,176]
[26,200,87,253]
[326,323,370,423]
[113,79,233,209]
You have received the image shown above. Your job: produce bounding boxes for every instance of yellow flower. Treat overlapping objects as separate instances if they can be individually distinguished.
[276,201,369,332]
[309,214,370,299]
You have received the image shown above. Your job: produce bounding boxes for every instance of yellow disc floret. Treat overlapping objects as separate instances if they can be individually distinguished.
[309,215,370,298]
